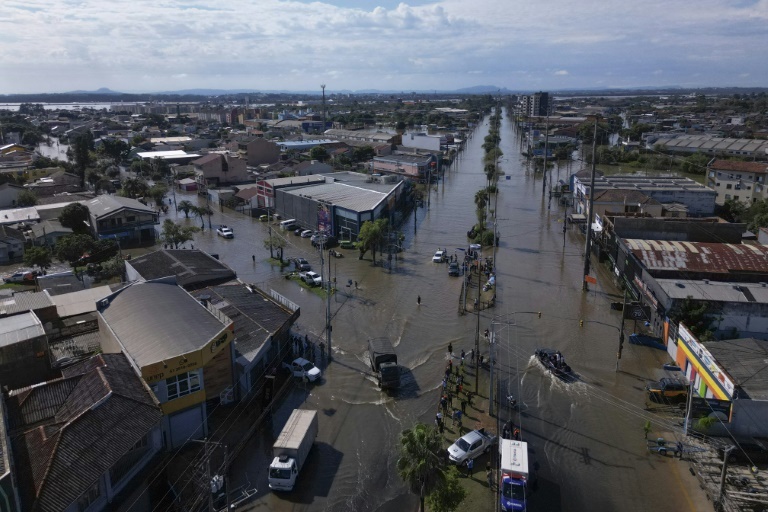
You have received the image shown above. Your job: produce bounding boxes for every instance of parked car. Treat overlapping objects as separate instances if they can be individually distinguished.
[3,270,39,284]
[447,428,497,465]
[294,228,304,236]
[294,258,311,271]
[646,377,688,402]
[216,225,234,238]
[432,250,447,263]
[717,439,768,464]
[282,357,322,382]
[300,230,314,238]
[300,271,322,286]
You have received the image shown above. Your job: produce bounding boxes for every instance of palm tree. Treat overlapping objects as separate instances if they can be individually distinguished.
[177,200,194,218]
[397,423,446,512]
[190,205,213,230]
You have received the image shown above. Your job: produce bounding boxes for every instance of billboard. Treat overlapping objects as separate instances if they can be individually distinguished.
[317,203,332,234]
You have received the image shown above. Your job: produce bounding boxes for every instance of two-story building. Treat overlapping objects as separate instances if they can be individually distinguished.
[86,195,159,245]
[707,159,768,206]
[372,153,438,181]
[97,279,235,449]
[192,153,249,192]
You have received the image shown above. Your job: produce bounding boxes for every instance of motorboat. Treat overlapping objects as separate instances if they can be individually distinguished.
[534,348,573,380]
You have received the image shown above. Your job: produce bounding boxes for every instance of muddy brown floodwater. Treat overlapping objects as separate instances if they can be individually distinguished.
[161,110,702,512]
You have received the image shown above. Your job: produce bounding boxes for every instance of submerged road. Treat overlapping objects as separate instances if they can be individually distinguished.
[158,110,705,512]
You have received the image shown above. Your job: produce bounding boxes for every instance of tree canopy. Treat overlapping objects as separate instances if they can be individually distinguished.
[24,246,52,270]
[160,219,199,249]
[55,233,95,265]
[16,189,38,207]
[59,203,91,234]
[357,219,388,263]
[396,423,447,512]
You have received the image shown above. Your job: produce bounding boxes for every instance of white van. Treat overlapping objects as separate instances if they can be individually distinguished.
[279,219,297,231]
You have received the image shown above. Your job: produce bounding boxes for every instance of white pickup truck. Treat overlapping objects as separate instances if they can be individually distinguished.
[299,271,322,286]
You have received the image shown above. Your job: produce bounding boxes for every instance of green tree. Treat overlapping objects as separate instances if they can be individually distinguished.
[55,233,95,265]
[396,423,447,512]
[309,146,329,162]
[352,145,375,162]
[17,189,38,207]
[177,200,195,218]
[121,177,150,199]
[71,131,94,188]
[148,184,168,206]
[669,296,716,341]
[23,246,52,271]
[191,205,213,230]
[263,233,287,261]
[474,189,488,231]
[357,219,387,263]
[160,219,199,249]
[59,203,91,234]
[425,466,467,512]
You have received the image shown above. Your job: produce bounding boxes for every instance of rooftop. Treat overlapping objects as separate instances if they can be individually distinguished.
[709,159,768,174]
[190,284,294,362]
[656,279,768,303]
[625,239,768,275]
[704,338,768,400]
[127,249,237,290]
[86,194,155,219]
[0,291,53,317]
[99,280,231,367]
[7,353,161,511]
[0,312,45,347]
[285,180,398,212]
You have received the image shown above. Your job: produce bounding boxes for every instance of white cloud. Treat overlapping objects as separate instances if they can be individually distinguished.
[0,0,765,93]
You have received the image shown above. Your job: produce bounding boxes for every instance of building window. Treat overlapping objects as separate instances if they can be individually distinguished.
[726,184,732,189]
[127,216,136,222]
[166,370,201,400]
[734,196,740,201]
[77,480,101,511]
[725,194,731,200]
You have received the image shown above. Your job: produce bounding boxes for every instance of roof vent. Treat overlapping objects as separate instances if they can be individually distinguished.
[703,279,710,284]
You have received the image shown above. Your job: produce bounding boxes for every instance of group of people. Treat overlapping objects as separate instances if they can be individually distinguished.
[291,333,326,362]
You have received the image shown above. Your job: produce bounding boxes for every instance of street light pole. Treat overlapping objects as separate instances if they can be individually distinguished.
[582,119,598,291]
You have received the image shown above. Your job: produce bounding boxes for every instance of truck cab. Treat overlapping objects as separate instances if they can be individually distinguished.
[368,337,400,389]
[268,455,298,491]
[500,439,535,511]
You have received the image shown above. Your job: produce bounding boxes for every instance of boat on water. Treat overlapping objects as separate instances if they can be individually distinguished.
[534,348,573,380]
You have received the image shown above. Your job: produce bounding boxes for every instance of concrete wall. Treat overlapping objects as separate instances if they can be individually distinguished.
[612,218,745,244]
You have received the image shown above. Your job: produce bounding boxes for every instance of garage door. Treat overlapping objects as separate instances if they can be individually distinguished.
[169,406,205,449]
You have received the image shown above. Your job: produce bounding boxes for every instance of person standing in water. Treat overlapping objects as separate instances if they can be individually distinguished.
[417,295,421,305]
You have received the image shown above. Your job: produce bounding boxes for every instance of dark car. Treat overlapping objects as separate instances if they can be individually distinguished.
[646,377,688,402]
[294,258,311,271]
[293,227,303,236]
[448,261,460,276]
[718,440,768,464]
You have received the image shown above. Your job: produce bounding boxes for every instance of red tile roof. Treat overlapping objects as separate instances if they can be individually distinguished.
[710,160,768,174]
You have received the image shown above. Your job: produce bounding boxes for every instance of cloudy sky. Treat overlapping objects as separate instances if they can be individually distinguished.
[1,0,765,94]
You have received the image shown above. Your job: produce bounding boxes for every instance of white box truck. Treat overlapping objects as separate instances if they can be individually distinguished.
[268,409,319,491]
[499,439,536,511]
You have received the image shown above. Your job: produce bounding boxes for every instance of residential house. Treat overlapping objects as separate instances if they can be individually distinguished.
[29,219,72,248]
[98,279,235,448]
[0,183,25,209]
[707,159,768,206]
[0,225,25,264]
[6,353,163,512]
[86,195,159,245]
[293,160,333,176]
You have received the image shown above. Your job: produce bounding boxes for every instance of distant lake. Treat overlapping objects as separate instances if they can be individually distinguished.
[0,103,123,112]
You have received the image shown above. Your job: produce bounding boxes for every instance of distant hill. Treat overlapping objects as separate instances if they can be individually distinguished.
[65,87,123,95]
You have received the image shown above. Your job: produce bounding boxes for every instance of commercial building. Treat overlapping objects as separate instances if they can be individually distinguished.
[573,175,717,217]
[655,135,768,160]
[126,249,237,290]
[275,171,405,238]
[371,153,438,181]
[98,280,235,448]
[521,92,551,117]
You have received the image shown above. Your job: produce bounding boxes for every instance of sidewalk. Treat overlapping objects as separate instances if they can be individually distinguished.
[436,351,498,512]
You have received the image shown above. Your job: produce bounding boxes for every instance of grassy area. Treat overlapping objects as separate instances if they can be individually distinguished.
[286,274,336,298]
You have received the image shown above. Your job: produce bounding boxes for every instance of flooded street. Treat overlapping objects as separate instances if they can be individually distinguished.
[157,112,697,512]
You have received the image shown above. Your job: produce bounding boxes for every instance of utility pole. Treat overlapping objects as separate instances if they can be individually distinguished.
[321,84,326,132]
[323,241,332,361]
[717,446,736,510]
[582,119,598,292]
[474,255,482,391]
[542,115,549,197]
[616,289,627,371]
[205,439,213,512]
[488,327,496,417]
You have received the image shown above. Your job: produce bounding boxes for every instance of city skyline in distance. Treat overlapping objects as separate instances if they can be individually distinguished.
[2,0,765,95]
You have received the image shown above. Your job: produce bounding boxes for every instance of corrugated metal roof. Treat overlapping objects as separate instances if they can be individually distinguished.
[657,279,768,303]
[0,292,52,317]
[87,195,155,219]
[625,239,768,274]
[100,281,230,367]
[0,312,45,347]
[48,285,113,317]
[285,182,393,212]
